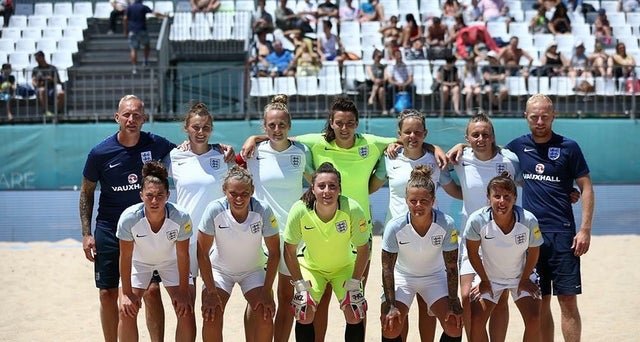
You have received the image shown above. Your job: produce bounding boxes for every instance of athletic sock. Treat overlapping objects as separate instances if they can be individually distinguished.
[439,331,462,342]
[295,322,315,342]
[381,336,402,342]
[344,322,365,342]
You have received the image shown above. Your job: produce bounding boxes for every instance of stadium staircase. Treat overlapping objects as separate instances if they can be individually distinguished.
[66,18,163,120]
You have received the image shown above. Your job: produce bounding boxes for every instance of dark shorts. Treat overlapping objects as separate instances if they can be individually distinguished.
[128,30,150,50]
[537,232,582,296]
[94,220,161,289]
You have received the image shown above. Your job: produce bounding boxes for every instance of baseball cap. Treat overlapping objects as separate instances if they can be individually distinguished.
[487,50,499,59]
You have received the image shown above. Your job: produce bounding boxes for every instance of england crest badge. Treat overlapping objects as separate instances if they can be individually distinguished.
[140,151,152,163]
[548,147,560,160]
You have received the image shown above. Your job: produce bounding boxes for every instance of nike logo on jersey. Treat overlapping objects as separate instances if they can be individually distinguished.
[218,225,230,229]
[136,234,147,238]
[304,226,314,230]
[399,241,410,245]
[109,162,122,168]
[461,162,470,166]
[177,161,187,165]
[524,148,536,152]
[324,147,337,151]
[392,166,402,169]
[256,156,265,160]
[484,235,495,239]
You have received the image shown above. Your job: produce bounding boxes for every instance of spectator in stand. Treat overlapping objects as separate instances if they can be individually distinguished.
[296,0,318,27]
[253,0,274,32]
[190,0,221,13]
[249,28,274,77]
[450,13,467,39]
[548,2,571,34]
[275,0,312,34]
[462,0,483,24]
[0,63,15,121]
[436,56,462,116]
[462,58,483,115]
[478,0,508,22]
[443,0,463,25]
[594,9,612,46]
[359,0,384,22]
[568,41,593,89]
[622,0,640,12]
[380,16,401,61]
[366,49,388,115]
[455,25,500,60]
[386,49,414,112]
[0,0,14,28]
[529,7,550,33]
[538,41,569,77]
[317,0,339,20]
[317,21,346,65]
[32,51,65,117]
[401,14,422,48]
[426,16,450,49]
[295,43,321,76]
[587,41,610,77]
[266,39,296,77]
[405,38,426,61]
[609,42,636,79]
[124,0,167,74]
[482,51,508,114]
[499,36,534,77]
[108,0,128,34]
[339,0,359,22]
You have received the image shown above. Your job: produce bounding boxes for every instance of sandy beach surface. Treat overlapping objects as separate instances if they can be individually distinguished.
[1,235,638,341]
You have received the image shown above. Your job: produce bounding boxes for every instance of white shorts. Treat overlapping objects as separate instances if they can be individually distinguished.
[212,268,265,295]
[278,237,291,276]
[189,242,199,278]
[459,239,476,276]
[130,261,194,289]
[394,270,448,310]
[472,272,539,304]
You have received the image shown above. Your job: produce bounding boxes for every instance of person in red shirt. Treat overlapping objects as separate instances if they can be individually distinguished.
[455,25,500,60]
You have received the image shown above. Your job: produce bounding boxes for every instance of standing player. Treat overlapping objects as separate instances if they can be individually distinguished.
[504,94,594,342]
[116,161,196,341]
[242,95,313,342]
[80,95,174,342]
[168,102,232,334]
[370,109,461,341]
[464,173,543,342]
[283,162,370,342]
[380,165,463,342]
[197,166,280,342]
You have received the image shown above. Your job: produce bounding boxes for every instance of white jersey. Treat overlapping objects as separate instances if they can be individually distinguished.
[453,147,520,226]
[377,146,451,223]
[169,147,231,245]
[247,140,313,233]
[463,206,543,284]
[382,209,459,277]
[199,197,279,275]
[116,202,193,267]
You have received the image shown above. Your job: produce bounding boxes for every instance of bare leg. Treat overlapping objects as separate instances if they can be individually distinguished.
[313,285,332,342]
[202,287,230,342]
[540,295,554,342]
[100,288,119,342]
[143,282,165,342]
[460,274,474,341]
[451,85,461,114]
[164,285,196,342]
[130,48,137,66]
[514,296,541,342]
[118,287,146,342]
[274,273,295,342]
[416,294,436,341]
[245,287,274,342]
[488,290,510,342]
[559,295,581,342]
[143,44,150,65]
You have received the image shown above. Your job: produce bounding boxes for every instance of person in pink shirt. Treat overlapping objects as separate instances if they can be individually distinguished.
[478,0,506,22]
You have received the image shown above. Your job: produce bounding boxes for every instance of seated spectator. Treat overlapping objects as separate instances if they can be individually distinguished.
[450,13,467,38]
[401,14,422,48]
[380,16,401,60]
[317,0,338,20]
[478,0,509,22]
[109,0,128,34]
[443,0,463,25]
[385,49,414,111]
[548,2,571,34]
[1,0,14,28]
[32,51,65,117]
[569,41,594,91]
[588,41,610,77]
[609,42,636,79]
[249,28,274,77]
[622,0,640,12]
[359,0,384,22]
[426,16,449,48]
[537,41,569,76]
[455,25,500,60]
[266,40,296,77]
[462,57,483,115]
[405,38,426,61]
[594,9,613,46]
[473,42,489,62]
[435,56,461,115]
[462,0,482,24]
[295,43,320,76]
[529,6,549,34]
[317,21,346,65]
[190,0,220,13]
[0,63,15,121]
[275,0,312,34]
[296,0,318,26]
[253,0,274,32]
[499,36,534,77]
[366,49,388,114]
[482,51,508,114]
[339,0,359,22]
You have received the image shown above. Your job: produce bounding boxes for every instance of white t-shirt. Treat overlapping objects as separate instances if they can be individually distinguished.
[247,140,312,234]
[169,147,231,245]
[116,202,192,267]
[382,210,459,277]
[199,197,279,275]
[296,0,318,22]
[453,147,519,226]
[463,206,543,284]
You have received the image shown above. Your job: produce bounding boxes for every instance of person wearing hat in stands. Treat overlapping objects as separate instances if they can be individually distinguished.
[569,41,594,91]
[482,50,507,114]
[539,41,569,77]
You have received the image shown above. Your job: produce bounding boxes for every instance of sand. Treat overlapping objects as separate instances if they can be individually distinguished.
[0,235,638,341]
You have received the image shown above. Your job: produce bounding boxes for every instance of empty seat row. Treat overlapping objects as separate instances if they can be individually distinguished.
[1,27,84,42]
[14,1,174,19]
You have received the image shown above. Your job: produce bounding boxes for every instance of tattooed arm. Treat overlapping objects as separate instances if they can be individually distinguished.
[79,177,97,262]
[381,250,401,331]
[443,248,463,327]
